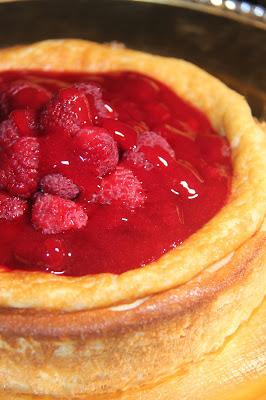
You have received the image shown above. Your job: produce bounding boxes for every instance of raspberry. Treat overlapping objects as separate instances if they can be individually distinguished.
[97,166,145,209]
[75,82,116,121]
[0,137,39,198]
[73,127,119,177]
[0,80,51,117]
[137,131,175,158]
[75,82,102,99]
[0,119,19,149]
[128,146,173,172]
[124,132,175,172]
[123,150,154,171]
[101,118,137,151]
[40,87,92,136]
[32,194,88,234]
[10,109,37,136]
[40,173,80,200]
[0,192,27,220]
[0,109,36,150]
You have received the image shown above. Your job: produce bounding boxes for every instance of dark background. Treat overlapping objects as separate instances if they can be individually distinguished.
[0,0,265,117]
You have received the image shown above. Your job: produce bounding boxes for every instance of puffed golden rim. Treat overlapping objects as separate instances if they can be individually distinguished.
[0,39,265,311]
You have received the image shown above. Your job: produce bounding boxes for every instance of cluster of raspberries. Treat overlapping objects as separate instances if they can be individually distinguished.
[0,79,178,235]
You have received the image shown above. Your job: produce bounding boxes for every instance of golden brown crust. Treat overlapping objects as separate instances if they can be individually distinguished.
[1,300,266,400]
[0,232,264,339]
[0,230,265,397]
[0,40,265,311]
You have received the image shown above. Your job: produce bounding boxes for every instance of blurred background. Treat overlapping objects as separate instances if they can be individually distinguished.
[0,0,265,118]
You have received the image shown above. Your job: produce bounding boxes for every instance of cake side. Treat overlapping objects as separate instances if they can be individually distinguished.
[0,228,265,396]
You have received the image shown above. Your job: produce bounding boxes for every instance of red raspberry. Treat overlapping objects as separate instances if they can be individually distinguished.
[0,80,51,117]
[124,132,175,172]
[0,192,27,220]
[123,149,154,171]
[73,127,119,177]
[97,166,146,209]
[0,109,37,150]
[32,194,88,234]
[0,119,19,149]
[127,146,174,173]
[0,137,39,198]
[40,173,80,200]
[40,87,92,136]
[75,82,102,99]
[137,131,175,158]
[101,118,137,151]
[10,108,37,136]
[75,82,117,121]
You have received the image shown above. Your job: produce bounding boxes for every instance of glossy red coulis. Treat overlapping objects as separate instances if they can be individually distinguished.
[0,71,232,276]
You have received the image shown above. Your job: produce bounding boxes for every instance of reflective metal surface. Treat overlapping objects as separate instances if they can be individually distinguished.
[0,0,265,118]
[133,0,266,27]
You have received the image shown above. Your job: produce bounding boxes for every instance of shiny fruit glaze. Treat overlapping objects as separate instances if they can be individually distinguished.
[0,71,232,276]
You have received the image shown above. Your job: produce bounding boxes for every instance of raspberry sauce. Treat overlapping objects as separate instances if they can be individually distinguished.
[0,71,232,276]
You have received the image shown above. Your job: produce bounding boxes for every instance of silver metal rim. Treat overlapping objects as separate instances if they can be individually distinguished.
[131,0,266,29]
[0,0,265,29]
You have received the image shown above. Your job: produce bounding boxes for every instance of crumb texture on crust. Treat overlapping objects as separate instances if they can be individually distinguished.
[0,40,265,311]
